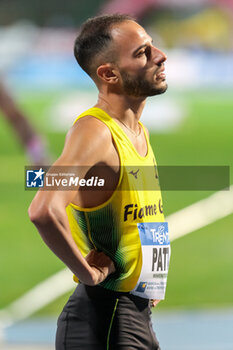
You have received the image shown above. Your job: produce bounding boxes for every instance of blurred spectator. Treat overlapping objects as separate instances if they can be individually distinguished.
[0,81,51,165]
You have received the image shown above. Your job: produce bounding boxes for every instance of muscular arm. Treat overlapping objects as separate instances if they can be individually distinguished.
[28,116,115,285]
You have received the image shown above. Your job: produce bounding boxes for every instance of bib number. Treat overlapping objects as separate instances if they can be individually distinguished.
[131,222,170,299]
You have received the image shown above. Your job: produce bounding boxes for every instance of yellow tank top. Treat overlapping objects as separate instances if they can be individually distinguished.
[66,107,167,295]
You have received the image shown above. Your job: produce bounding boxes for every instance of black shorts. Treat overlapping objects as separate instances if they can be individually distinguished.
[56,283,161,350]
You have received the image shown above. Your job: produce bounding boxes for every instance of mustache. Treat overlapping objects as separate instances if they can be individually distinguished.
[154,65,165,76]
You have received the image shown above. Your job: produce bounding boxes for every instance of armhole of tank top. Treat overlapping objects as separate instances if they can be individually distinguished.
[69,114,124,212]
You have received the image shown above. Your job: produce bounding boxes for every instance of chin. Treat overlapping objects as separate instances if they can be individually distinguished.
[158,79,167,86]
[152,82,168,96]
[158,81,168,92]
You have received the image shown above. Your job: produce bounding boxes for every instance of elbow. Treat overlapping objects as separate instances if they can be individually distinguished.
[28,200,52,226]
[28,205,40,224]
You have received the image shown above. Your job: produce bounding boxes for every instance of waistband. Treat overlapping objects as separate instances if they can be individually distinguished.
[83,284,149,305]
[84,284,130,298]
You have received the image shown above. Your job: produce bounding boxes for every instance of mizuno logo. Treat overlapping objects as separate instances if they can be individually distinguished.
[129,169,139,179]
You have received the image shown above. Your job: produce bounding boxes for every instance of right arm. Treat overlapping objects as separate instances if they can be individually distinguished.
[28,116,115,285]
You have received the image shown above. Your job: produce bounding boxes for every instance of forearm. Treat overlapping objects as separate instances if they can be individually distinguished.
[30,205,95,285]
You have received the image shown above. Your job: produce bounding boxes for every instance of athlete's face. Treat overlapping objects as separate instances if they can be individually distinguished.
[111,21,167,97]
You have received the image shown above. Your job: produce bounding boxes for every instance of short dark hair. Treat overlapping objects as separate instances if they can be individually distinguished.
[74,14,133,77]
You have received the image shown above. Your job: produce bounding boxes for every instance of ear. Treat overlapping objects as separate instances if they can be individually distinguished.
[96,64,119,84]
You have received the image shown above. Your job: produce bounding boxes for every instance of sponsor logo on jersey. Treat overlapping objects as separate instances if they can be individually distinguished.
[129,169,140,179]
[135,282,147,293]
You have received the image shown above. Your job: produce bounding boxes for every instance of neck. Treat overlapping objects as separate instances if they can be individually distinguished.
[95,91,146,129]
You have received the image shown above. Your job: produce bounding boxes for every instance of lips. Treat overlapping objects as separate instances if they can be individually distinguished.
[156,66,165,74]
[154,66,166,80]
[156,72,166,80]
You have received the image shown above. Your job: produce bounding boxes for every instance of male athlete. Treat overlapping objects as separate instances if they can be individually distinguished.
[29,14,170,350]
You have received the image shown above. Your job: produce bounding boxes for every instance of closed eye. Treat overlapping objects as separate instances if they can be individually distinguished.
[136,50,146,57]
[136,46,151,59]
[137,46,151,59]
[133,38,153,58]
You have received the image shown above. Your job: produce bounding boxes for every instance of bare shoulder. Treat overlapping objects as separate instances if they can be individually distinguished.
[60,115,114,165]
[73,115,110,130]
[68,115,112,142]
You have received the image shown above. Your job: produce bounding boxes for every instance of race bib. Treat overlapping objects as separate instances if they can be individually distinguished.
[131,222,170,300]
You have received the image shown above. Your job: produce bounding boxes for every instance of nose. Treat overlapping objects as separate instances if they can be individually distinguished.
[151,46,167,66]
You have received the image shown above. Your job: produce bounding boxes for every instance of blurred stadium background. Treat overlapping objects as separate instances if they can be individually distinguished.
[0,0,233,349]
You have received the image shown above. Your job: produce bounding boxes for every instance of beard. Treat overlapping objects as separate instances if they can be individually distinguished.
[120,69,168,97]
